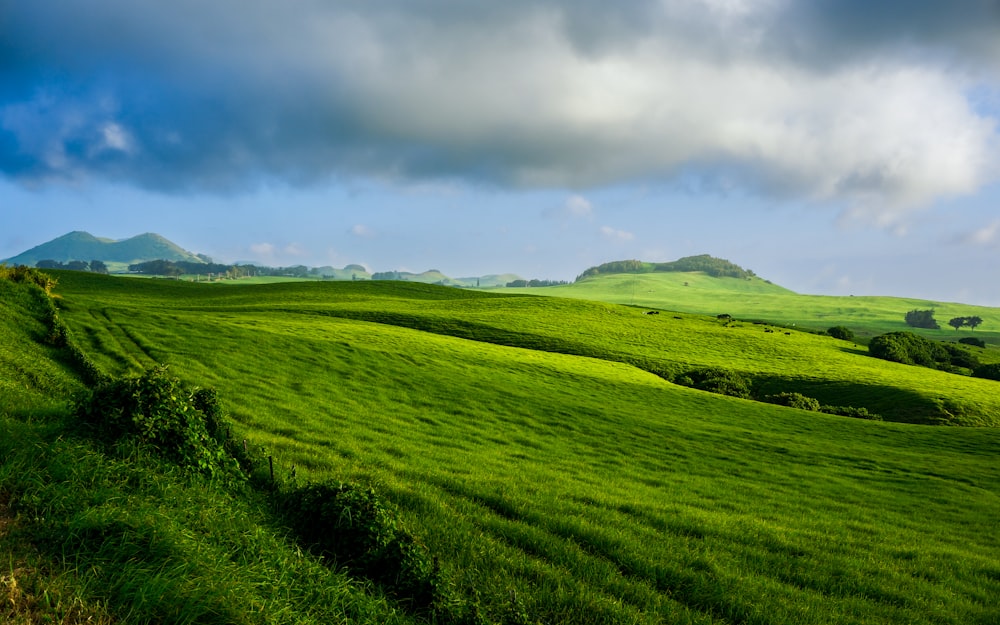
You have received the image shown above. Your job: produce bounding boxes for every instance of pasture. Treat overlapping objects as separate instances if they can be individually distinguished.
[2,270,999,624]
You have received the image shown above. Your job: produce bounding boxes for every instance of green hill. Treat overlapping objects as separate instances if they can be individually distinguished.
[2,231,206,268]
[2,269,999,624]
[512,268,1000,344]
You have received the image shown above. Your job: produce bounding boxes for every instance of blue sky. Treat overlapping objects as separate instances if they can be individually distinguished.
[3,1,1000,304]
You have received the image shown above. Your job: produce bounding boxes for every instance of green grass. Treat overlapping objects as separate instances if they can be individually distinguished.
[41,272,1000,622]
[510,272,1000,345]
[2,270,1000,624]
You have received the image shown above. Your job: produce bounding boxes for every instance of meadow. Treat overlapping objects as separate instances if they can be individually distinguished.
[2,270,999,624]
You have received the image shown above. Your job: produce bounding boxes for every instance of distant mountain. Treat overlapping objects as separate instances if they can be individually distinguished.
[2,231,206,267]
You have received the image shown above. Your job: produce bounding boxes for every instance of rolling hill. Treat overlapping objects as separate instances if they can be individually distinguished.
[1,268,999,624]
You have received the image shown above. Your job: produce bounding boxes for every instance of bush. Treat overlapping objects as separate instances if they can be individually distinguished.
[73,366,239,480]
[959,337,986,349]
[280,482,442,610]
[820,405,883,420]
[764,392,821,411]
[676,368,752,399]
[868,332,951,369]
[827,326,854,341]
[972,363,1000,382]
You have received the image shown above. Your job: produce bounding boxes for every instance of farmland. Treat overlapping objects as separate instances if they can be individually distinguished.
[2,269,999,624]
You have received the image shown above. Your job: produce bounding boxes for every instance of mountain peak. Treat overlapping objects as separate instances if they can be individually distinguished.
[2,232,205,267]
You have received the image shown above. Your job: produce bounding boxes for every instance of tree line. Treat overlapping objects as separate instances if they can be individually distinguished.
[36,259,109,273]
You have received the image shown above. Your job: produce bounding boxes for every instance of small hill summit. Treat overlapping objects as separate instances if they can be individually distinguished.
[3,231,206,268]
[576,255,756,281]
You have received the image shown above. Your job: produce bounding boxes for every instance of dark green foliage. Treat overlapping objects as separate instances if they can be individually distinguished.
[827,326,854,341]
[959,337,986,348]
[764,392,821,411]
[819,405,883,420]
[280,482,443,611]
[904,309,939,329]
[972,363,1000,382]
[73,366,240,480]
[676,367,752,399]
[869,332,946,367]
[949,316,985,331]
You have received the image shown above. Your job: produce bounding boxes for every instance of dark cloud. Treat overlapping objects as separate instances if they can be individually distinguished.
[1,0,998,215]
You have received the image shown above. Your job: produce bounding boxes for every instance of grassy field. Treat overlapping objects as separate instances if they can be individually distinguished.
[505,272,1000,345]
[2,270,999,624]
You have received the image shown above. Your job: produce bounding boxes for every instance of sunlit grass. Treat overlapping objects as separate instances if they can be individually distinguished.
[35,271,1000,624]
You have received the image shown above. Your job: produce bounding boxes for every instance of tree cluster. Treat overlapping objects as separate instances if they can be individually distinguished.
[36,259,109,273]
[868,331,979,372]
[904,309,940,329]
[947,316,984,331]
[128,259,312,278]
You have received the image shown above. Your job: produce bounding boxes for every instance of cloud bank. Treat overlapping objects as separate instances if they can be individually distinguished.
[2,0,998,217]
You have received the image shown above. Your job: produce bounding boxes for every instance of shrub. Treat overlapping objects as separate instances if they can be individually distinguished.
[959,337,986,349]
[73,366,239,480]
[676,368,752,399]
[764,392,821,411]
[869,332,948,368]
[280,482,442,610]
[820,405,883,420]
[972,363,1000,382]
[827,326,854,341]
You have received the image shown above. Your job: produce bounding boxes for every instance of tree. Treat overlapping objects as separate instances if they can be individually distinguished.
[904,309,940,330]
[90,259,109,274]
[967,316,983,331]
[948,317,967,331]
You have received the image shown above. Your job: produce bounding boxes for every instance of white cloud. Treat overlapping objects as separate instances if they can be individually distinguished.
[249,242,276,257]
[959,219,1000,246]
[351,224,375,238]
[600,225,634,242]
[564,194,593,218]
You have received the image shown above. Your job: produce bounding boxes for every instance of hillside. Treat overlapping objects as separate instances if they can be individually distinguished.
[2,231,205,267]
[2,269,999,624]
[510,270,1000,344]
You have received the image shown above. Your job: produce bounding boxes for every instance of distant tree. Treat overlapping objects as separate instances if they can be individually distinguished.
[66,260,90,271]
[827,326,854,341]
[904,309,940,330]
[90,259,109,274]
[948,317,967,331]
[506,279,528,287]
[959,336,986,348]
[36,259,64,269]
[967,316,983,331]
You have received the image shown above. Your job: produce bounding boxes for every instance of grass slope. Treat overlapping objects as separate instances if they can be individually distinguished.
[511,272,1000,345]
[8,271,994,624]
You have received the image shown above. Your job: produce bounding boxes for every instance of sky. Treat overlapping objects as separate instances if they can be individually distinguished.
[2,0,1000,304]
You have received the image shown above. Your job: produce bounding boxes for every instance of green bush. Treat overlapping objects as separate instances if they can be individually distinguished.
[959,337,986,349]
[972,363,1000,382]
[820,405,883,420]
[764,392,821,411]
[73,366,240,480]
[868,332,977,371]
[676,368,752,399]
[827,326,854,341]
[280,482,443,611]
